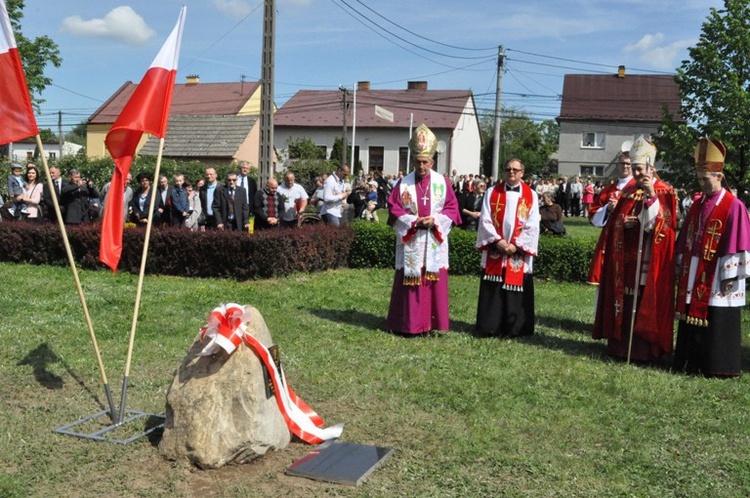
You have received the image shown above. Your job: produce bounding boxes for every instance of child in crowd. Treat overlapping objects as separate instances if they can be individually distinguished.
[364,181,379,222]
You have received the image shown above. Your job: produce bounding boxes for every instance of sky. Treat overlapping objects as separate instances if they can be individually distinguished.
[15,0,723,135]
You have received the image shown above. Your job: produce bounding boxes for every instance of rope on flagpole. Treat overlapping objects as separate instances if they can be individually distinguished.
[117,137,166,424]
[35,135,117,421]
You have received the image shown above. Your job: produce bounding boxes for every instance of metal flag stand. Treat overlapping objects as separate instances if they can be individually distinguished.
[53,409,164,445]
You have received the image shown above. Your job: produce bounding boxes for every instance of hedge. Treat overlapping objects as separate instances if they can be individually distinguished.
[0,219,596,282]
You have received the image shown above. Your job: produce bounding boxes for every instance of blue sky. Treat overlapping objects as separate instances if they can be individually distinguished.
[16,0,722,134]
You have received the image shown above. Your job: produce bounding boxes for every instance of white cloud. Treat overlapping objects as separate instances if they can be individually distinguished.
[60,6,155,46]
[213,0,254,19]
[623,33,695,71]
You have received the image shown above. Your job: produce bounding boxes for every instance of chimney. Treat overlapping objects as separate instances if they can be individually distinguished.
[186,74,200,85]
[617,65,625,78]
[357,81,371,91]
[407,81,428,90]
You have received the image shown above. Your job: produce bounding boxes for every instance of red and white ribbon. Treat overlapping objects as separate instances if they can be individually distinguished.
[197,304,343,444]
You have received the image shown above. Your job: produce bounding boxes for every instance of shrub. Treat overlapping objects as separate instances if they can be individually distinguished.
[535,234,596,282]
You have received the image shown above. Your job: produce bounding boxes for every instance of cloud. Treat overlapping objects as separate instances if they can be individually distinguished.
[623,33,695,71]
[60,6,155,46]
[213,0,254,19]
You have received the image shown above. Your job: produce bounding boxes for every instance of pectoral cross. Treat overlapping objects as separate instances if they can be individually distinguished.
[614,299,621,317]
[421,192,429,206]
[703,220,723,261]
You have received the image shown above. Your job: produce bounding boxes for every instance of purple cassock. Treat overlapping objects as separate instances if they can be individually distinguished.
[386,170,461,334]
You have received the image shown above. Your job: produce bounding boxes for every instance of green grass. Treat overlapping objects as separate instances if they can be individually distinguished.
[2,262,750,497]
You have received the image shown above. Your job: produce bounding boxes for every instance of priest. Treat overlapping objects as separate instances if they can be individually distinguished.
[475,158,540,337]
[674,138,750,377]
[593,136,677,361]
[386,124,461,335]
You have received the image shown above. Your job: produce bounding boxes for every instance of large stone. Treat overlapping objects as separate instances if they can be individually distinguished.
[158,305,291,468]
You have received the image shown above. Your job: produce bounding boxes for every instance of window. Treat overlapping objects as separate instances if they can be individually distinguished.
[369,146,384,172]
[26,151,33,160]
[581,132,606,149]
[398,147,409,171]
[580,165,604,177]
[49,152,57,160]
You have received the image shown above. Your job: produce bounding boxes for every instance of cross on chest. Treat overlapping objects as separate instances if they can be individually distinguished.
[421,192,429,206]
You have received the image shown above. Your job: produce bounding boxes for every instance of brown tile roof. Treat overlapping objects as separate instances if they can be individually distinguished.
[558,74,682,122]
[274,89,475,130]
[139,114,257,158]
[88,81,261,124]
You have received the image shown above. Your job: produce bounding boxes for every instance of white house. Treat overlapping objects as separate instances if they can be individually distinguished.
[9,139,83,163]
[274,81,482,177]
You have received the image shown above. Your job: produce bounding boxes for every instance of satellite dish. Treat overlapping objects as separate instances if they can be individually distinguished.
[437,141,446,154]
[621,140,633,153]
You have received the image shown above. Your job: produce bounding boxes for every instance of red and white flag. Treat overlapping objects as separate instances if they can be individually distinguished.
[0,0,39,144]
[100,6,186,271]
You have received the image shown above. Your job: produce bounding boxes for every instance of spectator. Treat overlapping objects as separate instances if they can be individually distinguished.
[320,165,350,226]
[130,172,154,226]
[100,172,133,223]
[21,165,43,222]
[170,173,189,227]
[569,175,582,217]
[309,176,325,212]
[42,166,66,223]
[183,180,202,232]
[199,168,221,229]
[6,163,26,219]
[61,169,98,225]
[555,176,570,216]
[236,161,258,213]
[460,180,486,231]
[213,172,249,231]
[277,171,309,228]
[582,178,595,216]
[155,175,172,227]
[254,178,282,230]
[347,180,368,221]
[539,192,566,235]
[364,181,379,222]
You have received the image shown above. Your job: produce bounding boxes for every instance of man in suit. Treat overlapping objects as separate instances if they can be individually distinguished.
[155,175,172,227]
[42,166,66,223]
[213,172,249,231]
[199,167,222,229]
[61,169,98,225]
[236,161,258,214]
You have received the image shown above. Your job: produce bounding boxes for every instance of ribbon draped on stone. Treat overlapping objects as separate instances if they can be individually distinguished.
[197,303,343,444]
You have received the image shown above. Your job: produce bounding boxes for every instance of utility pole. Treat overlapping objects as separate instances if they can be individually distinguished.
[339,85,348,169]
[491,45,505,180]
[58,111,64,158]
[258,0,275,185]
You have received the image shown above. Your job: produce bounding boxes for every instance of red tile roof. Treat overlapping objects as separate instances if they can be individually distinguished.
[88,81,261,124]
[558,74,682,122]
[274,89,475,130]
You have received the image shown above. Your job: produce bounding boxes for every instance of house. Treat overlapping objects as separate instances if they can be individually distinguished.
[556,67,682,178]
[274,81,481,176]
[86,76,264,165]
[9,139,83,163]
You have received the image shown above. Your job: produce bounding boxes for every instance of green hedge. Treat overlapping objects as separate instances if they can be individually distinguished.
[347,221,596,283]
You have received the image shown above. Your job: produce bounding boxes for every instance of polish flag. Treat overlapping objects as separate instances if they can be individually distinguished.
[99,7,186,271]
[0,0,39,144]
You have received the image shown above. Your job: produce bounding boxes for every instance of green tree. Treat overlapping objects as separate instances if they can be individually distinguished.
[480,109,559,178]
[657,0,750,197]
[329,136,350,168]
[284,137,332,192]
[6,0,62,109]
[287,137,326,160]
[65,120,88,146]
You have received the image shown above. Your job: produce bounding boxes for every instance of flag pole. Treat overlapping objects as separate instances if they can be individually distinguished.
[117,137,166,423]
[35,135,117,421]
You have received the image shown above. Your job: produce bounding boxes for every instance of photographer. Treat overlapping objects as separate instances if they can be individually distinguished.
[61,169,99,225]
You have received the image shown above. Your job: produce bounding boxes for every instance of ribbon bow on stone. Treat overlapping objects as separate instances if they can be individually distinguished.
[198,303,249,356]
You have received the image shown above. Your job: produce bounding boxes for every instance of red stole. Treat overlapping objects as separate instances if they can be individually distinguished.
[676,189,734,326]
[484,182,533,289]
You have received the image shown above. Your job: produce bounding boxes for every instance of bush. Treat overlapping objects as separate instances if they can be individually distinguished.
[535,234,596,282]
[0,221,352,280]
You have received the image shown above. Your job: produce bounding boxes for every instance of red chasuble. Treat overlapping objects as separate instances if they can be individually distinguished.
[587,179,635,285]
[593,180,677,355]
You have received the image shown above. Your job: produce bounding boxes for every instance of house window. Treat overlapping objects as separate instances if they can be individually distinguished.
[49,152,56,160]
[580,165,604,177]
[581,132,605,149]
[26,151,33,160]
[398,147,409,172]
[369,146,384,172]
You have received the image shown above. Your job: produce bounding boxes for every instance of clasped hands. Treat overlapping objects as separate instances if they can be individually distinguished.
[415,216,435,229]
[494,239,517,256]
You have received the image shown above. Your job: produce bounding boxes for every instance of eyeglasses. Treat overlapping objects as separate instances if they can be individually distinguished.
[227,179,237,182]
[505,168,522,173]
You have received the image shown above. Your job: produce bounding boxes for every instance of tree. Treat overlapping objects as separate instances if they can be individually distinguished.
[657,0,750,198]
[65,120,88,146]
[480,109,559,178]
[329,136,351,169]
[6,0,62,109]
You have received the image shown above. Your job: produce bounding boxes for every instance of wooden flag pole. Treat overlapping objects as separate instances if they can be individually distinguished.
[35,135,117,421]
[117,137,166,424]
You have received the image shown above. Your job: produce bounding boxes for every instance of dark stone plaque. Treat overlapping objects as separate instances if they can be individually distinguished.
[285,440,393,486]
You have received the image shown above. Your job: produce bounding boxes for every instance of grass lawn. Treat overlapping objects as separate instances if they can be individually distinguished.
[2,258,750,497]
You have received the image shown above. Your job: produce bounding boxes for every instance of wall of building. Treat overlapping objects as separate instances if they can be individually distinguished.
[557,120,660,178]
[86,123,150,159]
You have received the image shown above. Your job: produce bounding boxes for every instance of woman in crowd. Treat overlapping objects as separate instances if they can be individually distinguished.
[582,178,595,217]
[539,192,566,235]
[130,172,154,226]
[21,165,43,222]
[460,180,486,230]
[183,179,203,232]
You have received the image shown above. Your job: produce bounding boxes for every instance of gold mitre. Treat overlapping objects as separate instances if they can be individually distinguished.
[694,137,726,173]
[629,135,656,166]
[409,123,438,158]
